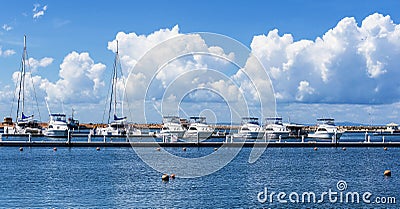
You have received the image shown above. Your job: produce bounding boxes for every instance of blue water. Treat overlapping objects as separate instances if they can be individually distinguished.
[0,133,399,208]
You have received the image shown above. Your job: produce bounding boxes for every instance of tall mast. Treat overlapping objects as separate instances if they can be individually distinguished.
[16,35,27,120]
[113,40,118,117]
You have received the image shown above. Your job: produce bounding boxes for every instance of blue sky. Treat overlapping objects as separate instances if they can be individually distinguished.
[1,0,400,124]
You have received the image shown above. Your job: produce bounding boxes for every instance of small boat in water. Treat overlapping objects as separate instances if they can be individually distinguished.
[183,116,213,140]
[308,118,343,140]
[234,117,265,139]
[44,113,68,138]
[264,117,290,139]
[159,116,186,138]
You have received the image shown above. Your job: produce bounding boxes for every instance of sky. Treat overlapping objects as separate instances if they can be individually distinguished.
[1,0,400,125]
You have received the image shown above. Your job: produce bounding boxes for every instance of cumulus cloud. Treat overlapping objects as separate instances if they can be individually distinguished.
[33,4,47,19]
[250,13,400,105]
[39,51,106,104]
[28,57,54,72]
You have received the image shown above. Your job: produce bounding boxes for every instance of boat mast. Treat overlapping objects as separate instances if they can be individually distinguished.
[113,40,118,118]
[16,35,27,120]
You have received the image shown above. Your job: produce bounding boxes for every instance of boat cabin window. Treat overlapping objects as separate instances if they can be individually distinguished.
[189,127,197,131]
[317,128,327,132]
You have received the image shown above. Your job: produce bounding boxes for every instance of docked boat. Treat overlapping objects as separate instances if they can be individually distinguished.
[12,36,42,135]
[234,117,265,139]
[97,40,140,137]
[159,116,186,138]
[183,116,213,140]
[308,118,343,140]
[44,113,69,138]
[264,117,290,139]
[373,122,400,135]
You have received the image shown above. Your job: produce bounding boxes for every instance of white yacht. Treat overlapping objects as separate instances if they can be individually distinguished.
[374,122,400,135]
[44,113,69,138]
[264,117,290,139]
[183,116,213,140]
[308,118,343,140]
[159,116,186,138]
[97,115,129,136]
[234,117,265,139]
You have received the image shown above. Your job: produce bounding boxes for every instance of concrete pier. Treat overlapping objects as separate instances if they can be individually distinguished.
[0,141,399,148]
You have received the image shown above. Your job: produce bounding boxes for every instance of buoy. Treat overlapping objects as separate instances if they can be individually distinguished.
[342,147,346,151]
[96,147,100,151]
[53,147,57,151]
[314,147,318,151]
[162,174,169,181]
[156,147,161,151]
[384,170,391,176]
[19,147,23,151]
[170,174,176,179]
[182,147,187,152]
[384,147,388,151]
[214,148,218,151]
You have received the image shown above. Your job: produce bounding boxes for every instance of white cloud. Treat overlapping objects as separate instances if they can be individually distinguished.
[39,51,106,104]
[0,47,16,57]
[2,24,12,31]
[28,57,54,72]
[33,4,48,19]
[250,13,400,105]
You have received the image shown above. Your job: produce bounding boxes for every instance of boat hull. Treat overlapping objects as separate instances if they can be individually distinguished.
[308,132,342,140]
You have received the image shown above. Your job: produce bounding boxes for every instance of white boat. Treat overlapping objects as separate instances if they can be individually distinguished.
[12,36,42,135]
[159,116,186,138]
[308,118,343,140]
[183,116,213,140]
[97,41,140,137]
[373,122,400,135]
[264,117,290,139]
[44,113,69,138]
[234,117,265,139]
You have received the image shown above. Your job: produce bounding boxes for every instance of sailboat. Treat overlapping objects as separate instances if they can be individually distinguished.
[13,36,42,135]
[97,41,140,136]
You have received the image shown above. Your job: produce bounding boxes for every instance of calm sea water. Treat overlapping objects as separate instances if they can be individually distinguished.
[0,133,399,208]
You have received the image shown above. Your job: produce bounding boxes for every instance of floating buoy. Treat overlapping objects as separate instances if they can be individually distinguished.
[19,147,23,151]
[342,147,346,151]
[214,148,218,151]
[170,174,176,179]
[156,147,161,151]
[162,174,169,181]
[384,170,391,176]
[384,147,388,151]
[182,147,187,152]
[53,147,57,151]
[314,147,318,151]
[96,147,100,151]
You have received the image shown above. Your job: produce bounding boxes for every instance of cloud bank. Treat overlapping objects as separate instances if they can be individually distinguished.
[251,13,400,105]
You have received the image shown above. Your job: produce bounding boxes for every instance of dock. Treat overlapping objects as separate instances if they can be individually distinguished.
[0,140,399,148]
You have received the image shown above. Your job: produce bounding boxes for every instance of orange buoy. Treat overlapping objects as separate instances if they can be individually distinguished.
[156,147,161,151]
[19,147,23,151]
[182,147,187,152]
[314,147,318,151]
[96,147,100,151]
[384,147,388,151]
[214,148,218,151]
[170,174,176,179]
[53,147,57,151]
[342,147,346,151]
[162,174,169,181]
[384,170,391,176]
